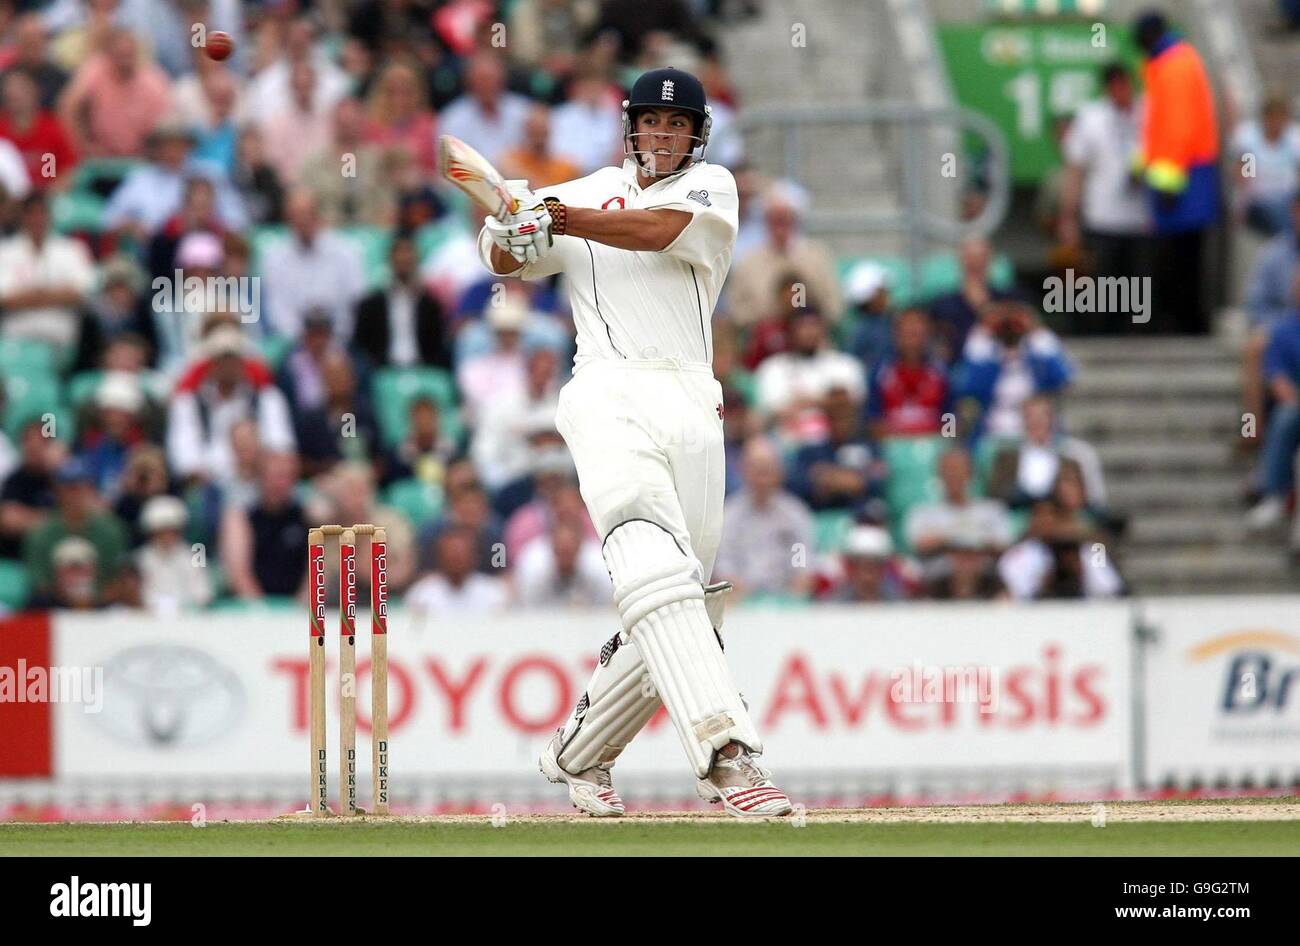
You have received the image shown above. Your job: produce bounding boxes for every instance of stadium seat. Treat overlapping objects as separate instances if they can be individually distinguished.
[880,435,947,551]
[371,367,461,447]
[255,335,295,371]
[814,509,854,554]
[3,373,65,438]
[0,337,56,376]
[338,226,393,290]
[0,560,30,611]
[383,477,445,529]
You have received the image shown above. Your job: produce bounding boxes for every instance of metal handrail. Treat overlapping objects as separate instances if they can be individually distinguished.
[736,102,1011,259]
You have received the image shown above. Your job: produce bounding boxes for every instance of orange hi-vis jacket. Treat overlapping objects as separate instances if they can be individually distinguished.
[1136,38,1219,194]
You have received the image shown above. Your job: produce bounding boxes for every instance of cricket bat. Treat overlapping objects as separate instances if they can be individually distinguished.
[439,134,519,220]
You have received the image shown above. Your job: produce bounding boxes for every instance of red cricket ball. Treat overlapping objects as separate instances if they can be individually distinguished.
[205,30,234,62]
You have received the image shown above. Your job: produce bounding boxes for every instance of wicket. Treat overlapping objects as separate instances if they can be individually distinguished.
[308,524,389,816]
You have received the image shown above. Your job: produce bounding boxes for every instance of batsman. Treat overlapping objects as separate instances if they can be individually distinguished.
[479,67,792,818]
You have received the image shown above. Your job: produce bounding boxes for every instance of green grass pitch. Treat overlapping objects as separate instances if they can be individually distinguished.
[2,814,1298,856]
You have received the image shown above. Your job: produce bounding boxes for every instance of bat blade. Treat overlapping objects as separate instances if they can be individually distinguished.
[439,134,519,219]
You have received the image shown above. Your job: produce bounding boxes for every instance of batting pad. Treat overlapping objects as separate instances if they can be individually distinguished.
[557,630,660,772]
[558,581,738,772]
[604,521,761,777]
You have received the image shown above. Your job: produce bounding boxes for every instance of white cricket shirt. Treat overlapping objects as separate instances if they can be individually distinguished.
[477,158,738,371]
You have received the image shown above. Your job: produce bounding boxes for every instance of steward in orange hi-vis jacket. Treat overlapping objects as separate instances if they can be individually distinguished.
[1133,11,1220,235]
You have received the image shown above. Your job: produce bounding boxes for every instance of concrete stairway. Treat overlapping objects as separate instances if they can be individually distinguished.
[1060,337,1295,595]
[718,0,912,257]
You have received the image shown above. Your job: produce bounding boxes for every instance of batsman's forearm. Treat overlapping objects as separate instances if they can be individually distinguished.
[563,206,690,252]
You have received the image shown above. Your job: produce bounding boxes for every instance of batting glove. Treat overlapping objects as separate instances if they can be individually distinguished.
[486,180,553,264]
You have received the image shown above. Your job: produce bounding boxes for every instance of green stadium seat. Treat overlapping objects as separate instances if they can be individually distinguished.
[383,477,445,529]
[814,509,854,554]
[338,226,393,290]
[880,435,948,551]
[837,255,914,309]
[66,370,103,407]
[3,373,65,438]
[255,335,295,371]
[0,560,30,611]
[972,434,1021,493]
[372,367,460,448]
[0,337,56,375]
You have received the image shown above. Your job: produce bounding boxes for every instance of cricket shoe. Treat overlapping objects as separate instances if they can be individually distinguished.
[538,730,625,817]
[696,743,794,818]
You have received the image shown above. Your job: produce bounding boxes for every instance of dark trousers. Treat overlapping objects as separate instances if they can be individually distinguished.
[1151,228,1210,335]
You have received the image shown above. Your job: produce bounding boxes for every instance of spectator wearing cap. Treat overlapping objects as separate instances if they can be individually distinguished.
[23,456,129,599]
[147,176,227,281]
[76,255,160,370]
[499,103,580,191]
[753,307,865,445]
[381,396,459,488]
[101,119,247,239]
[166,324,296,485]
[56,26,170,158]
[471,344,561,494]
[986,395,1107,512]
[513,517,611,608]
[262,186,367,340]
[904,447,1014,591]
[492,420,576,521]
[0,418,64,559]
[407,526,509,616]
[219,450,310,600]
[299,97,395,229]
[950,295,1073,440]
[714,436,816,601]
[1057,62,1149,299]
[29,536,103,610]
[727,181,842,328]
[865,308,950,439]
[0,192,95,352]
[76,371,152,502]
[927,238,1008,365]
[353,235,453,370]
[818,524,915,603]
[439,52,531,166]
[788,387,882,513]
[135,494,211,614]
[151,230,229,374]
[0,67,77,192]
[455,295,535,424]
[844,261,895,370]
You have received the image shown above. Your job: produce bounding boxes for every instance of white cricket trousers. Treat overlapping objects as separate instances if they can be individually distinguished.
[555,358,726,584]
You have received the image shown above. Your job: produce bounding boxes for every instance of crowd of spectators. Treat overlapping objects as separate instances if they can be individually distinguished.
[0,0,1129,616]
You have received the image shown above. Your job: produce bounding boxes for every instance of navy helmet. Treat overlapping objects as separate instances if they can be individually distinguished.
[622,67,712,177]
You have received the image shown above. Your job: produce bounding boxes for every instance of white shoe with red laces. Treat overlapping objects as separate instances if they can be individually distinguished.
[696,743,793,818]
[539,730,625,817]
